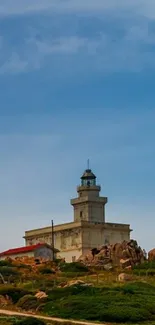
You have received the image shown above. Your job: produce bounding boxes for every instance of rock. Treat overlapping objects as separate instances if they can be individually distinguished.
[103,263,113,271]
[78,239,146,268]
[35,291,48,299]
[0,295,11,306]
[124,265,132,270]
[118,273,133,282]
[62,280,92,288]
[120,258,131,268]
[148,249,155,261]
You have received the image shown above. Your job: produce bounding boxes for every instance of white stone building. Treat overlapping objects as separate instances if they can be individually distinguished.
[24,168,132,262]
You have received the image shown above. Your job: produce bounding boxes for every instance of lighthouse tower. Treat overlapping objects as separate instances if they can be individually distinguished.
[71,166,107,224]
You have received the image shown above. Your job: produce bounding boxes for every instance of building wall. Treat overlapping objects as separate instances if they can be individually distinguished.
[72,200,106,223]
[26,235,52,246]
[34,246,54,260]
[89,203,105,223]
[104,228,130,245]
[25,225,82,263]
[24,221,130,263]
[81,223,130,254]
[57,248,83,262]
[82,225,104,252]
[0,247,55,261]
[73,202,89,222]
[0,251,34,261]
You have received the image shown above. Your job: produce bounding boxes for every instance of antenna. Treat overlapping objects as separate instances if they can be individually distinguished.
[87,159,90,170]
[51,219,55,261]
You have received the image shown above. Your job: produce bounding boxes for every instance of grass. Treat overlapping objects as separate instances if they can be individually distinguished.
[43,282,155,323]
[2,261,155,324]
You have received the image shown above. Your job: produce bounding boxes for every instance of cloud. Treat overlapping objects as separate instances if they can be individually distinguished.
[1,26,155,76]
[0,36,95,75]
[29,36,93,55]
[1,1,155,75]
[0,53,28,74]
[0,0,154,18]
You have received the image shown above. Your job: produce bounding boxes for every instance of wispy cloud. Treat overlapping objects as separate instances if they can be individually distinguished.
[1,0,155,75]
[0,53,28,74]
[29,36,94,55]
[0,0,155,18]
[2,26,155,75]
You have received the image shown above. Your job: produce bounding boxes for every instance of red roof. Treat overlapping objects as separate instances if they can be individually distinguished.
[0,243,47,257]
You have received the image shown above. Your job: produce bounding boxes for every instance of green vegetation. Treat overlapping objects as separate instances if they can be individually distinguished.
[59,262,89,273]
[43,282,155,323]
[0,316,46,325]
[0,260,13,267]
[39,267,55,275]
[0,266,20,277]
[17,294,38,310]
[0,285,31,303]
[133,261,155,276]
[2,279,155,323]
[17,317,46,325]
[134,261,155,269]
[2,259,155,324]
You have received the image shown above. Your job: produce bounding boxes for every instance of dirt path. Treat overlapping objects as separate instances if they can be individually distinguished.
[0,309,106,325]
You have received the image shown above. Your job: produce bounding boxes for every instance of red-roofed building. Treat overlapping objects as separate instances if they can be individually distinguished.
[0,243,58,261]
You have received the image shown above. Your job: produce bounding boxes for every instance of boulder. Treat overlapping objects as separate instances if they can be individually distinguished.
[148,249,155,261]
[62,280,92,288]
[35,291,48,299]
[120,258,131,268]
[77,239,146,268]
[118,273,133,282]
[103,263,113,271]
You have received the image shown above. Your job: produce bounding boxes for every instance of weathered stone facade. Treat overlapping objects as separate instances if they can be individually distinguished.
[24,168,132,262]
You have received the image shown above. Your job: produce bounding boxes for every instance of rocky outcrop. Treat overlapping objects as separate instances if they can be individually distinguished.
[78,240,146,269]
[148,249,155,261]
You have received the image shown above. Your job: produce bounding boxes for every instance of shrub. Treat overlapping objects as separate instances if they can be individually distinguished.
[15,264,32,270]
[59,262,89,273]
[47,285,97,301]
[16,317,46,325]
[133,269,155,276]
[0,286,31,303]
[0,260,13,267]
[133,261,155,270]
[0,266,19,277]
[43,282,155,323]
[17,294,38,310]
[39,267,55,275]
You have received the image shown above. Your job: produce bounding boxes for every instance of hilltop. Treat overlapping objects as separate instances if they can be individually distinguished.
[0,241,155,325]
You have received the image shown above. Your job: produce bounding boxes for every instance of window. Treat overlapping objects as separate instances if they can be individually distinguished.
[80,211,83,219]
[72,256,76,262]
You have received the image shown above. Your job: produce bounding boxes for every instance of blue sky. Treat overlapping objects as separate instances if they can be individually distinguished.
[0,0,155,252]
